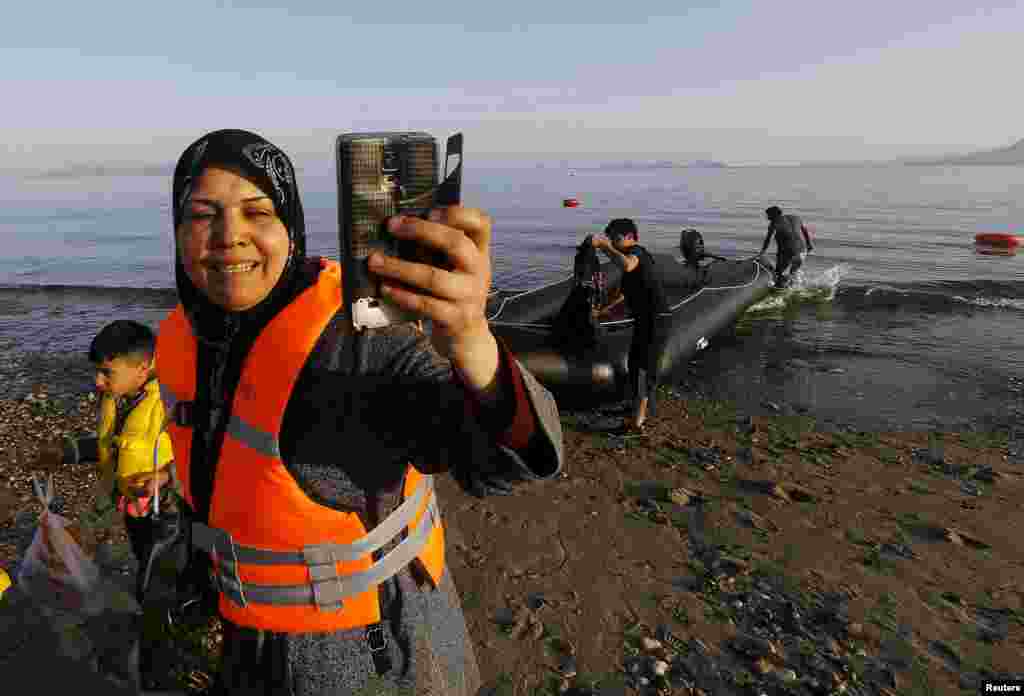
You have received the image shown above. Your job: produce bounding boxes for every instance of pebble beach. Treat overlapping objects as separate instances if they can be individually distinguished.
[2,367,1022,694]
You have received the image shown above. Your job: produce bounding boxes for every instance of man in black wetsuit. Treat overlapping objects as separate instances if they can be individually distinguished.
[593,218,669,433]
[760,206,815,288]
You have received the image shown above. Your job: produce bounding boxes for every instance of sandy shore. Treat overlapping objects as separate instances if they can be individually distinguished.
[2,380,1023,694]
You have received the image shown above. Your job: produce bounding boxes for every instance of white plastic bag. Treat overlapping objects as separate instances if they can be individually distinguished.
[16,474,103,616]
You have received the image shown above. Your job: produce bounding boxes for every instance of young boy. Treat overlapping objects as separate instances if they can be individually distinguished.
[41,320,175,574]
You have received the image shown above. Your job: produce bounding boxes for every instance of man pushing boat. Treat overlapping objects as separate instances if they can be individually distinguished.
[760,205,815,288]
[592,219,669,433]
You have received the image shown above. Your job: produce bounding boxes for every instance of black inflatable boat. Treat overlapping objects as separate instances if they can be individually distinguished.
[487,249,775,396]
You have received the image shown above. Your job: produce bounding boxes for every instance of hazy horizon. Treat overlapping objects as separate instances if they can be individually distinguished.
[3,1,1022,171]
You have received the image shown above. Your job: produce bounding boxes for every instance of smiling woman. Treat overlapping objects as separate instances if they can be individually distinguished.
[177,167,293,312]
[153,129,564,695]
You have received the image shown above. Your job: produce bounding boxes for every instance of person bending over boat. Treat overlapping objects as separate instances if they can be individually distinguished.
[760,206,814,288]
[679,228,729,268]
[592,219,669,433]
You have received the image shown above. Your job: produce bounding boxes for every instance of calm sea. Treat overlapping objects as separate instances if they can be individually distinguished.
[2,164,1022,433]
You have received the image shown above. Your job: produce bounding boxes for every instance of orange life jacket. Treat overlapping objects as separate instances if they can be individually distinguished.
[155,258,445,633]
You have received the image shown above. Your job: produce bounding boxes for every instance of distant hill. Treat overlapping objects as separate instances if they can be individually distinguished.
[594,159,727,170]
[28,162,176,179]
[904,138,1024,166]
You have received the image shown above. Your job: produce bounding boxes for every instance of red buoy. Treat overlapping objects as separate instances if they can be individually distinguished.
[563,198,580,208]
[975,232,1020,247]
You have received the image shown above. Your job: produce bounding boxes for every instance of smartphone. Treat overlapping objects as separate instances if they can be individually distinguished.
[336,131,463,330]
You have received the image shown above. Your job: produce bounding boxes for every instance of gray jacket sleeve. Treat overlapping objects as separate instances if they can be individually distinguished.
[353,322,564,496]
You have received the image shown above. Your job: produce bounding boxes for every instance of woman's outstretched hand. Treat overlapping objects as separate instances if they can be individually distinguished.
[368,206,502,395]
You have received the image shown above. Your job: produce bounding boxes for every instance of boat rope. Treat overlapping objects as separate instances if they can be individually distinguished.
[489,259,770,330]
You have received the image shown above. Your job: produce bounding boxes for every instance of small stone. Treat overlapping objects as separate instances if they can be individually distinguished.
[557,655,577,678]
[715,554,750,575]
[730,632,776,659]
[641,637,662,652]
[961,531,992,550]
[529,620,544,640]
[637,677,650,687]
[960,481,982,497]
[669,487,696,506]
[973,466,999,483]
[492,607,519,626]
[879,542,916,560]
[652,660,669,676]
[506,607,532,639]
[736,508,777,531]
[787,485,817,503]
[671,575,702,591]
[509,620,529,640]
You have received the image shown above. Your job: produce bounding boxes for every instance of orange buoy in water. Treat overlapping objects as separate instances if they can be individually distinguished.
[563,198,580,208]
[975,232,1020,247]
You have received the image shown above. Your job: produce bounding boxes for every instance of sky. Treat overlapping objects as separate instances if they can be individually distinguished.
[2,0,1023,170]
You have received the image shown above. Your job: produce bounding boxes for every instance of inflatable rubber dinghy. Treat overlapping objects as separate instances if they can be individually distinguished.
[487,243,775,398]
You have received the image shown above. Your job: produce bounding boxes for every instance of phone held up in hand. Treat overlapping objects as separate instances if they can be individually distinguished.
[336,131,463,331]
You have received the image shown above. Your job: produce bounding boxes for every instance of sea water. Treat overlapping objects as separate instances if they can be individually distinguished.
[1,163,1021,433]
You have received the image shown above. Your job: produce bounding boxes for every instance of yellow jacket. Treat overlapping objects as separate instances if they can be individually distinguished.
[97,377,174,499]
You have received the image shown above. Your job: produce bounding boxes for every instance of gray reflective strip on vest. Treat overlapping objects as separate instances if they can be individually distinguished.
[192,477,433,565]
[245,497,440,609]
[225,413,281,459]
[159,383,279,458]
[191,476,439,610]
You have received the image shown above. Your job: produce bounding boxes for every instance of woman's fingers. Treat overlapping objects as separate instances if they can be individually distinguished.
[369,206,492,302]
[432,205,492,253]
[385,206,491,271]
[366,205,493,335]
[377,282,473,329]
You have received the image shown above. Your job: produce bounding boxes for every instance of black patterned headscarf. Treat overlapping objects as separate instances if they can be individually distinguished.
[171,129,308,342]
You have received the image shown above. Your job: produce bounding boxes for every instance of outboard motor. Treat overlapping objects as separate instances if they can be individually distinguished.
[679,228,705,267]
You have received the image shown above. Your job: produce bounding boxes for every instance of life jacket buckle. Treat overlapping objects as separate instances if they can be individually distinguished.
[365,623,388,653]
[174,401,193,427]
[302,544,346,612]
[191,522,247,608]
